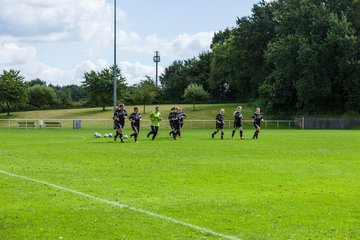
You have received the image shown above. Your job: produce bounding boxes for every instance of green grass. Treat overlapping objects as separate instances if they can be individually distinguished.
[1,128,359,239]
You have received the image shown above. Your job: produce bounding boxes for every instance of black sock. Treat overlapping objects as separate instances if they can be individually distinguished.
[240,130,243,138]
[221,132,224,139]
[134,134,138,141]
[232,130,235,137]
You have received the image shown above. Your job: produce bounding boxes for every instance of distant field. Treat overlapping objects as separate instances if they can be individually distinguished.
[1,128,359,239]
[0,103,301,130]
[0,104,255,120]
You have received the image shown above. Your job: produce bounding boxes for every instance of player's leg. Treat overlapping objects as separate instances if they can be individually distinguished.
[114,123,120,141]
[232,123,236,139]
[169,123,173,136]
[240,126,244,140]
[152,126,159,140]
[147,125,154,138]
[253,124,260,139]
[221,128,224,139]
[134,125,139,142]
[256,126,260,139]
[118,125,124,143]
[212,124,219,138]
[172,125,180,140]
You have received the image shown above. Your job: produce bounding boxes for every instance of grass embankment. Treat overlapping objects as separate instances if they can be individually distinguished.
[0,104,255,120]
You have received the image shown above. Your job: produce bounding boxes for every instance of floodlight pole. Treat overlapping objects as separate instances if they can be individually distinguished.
[113,0,117,112]
[153,51,160,86]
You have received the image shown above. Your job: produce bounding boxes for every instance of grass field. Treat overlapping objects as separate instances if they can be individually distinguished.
[1,128,359,239]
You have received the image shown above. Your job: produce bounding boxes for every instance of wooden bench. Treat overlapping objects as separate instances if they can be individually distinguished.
[17,121,36,128]
[43,121,63,128]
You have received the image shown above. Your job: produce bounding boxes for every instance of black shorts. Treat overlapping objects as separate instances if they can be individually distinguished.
[216,122,224,130]
[131,124,140,132]
[254,123,261,129]
[180,122,184,128]
[114,122,124,129]
[234,121,243,128]
[173,123,181,131]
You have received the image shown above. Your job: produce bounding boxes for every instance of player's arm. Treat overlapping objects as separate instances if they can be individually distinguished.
[113,113,119,121]
[129,115,135,123]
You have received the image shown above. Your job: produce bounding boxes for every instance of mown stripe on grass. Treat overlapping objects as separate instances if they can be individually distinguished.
[0,169,241,240]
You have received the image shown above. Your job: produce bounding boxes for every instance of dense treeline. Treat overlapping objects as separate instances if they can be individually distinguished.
[0,68,160,115]
[1,0,360,116]
[160,0,360,115]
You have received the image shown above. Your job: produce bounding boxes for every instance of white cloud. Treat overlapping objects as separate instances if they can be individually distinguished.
[120,61,163,86]
[118,31,213,59]
[0,0,213,86]
[0,41,77,85]
[0,0,125,43]
[0,41,160,86]
[0,42,37,65]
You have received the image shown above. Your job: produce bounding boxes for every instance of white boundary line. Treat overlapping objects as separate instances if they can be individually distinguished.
[0,170,241,240]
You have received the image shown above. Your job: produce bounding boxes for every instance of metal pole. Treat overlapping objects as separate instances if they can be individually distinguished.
[155,61,158,86]
[113,0,117,112]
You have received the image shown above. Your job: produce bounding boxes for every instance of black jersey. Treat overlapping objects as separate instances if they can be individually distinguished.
[234,111,243,123]
[129,112,141,125]
[168,112,180,126]
[114,109,128,124]
[216,114,224,124]
[252,113,263,126]
[178,111,186,123]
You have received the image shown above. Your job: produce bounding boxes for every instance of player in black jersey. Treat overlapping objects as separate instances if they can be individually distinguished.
[211,108,225,139]
[232,106,245,140]
[129,106,141,143]
[168,107,176,137]
[252,107,264,139]
[168,107,181,140]
[177,106,186,137]
[113,104,128,143]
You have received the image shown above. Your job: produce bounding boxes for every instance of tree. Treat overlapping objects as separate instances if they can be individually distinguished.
[160,60,189,102]
[0,69,27,116]
[28,84,59,108]
[183,83,209,110]
[61,84,87,102]
[27,78,47,86]
[132,76,159,113]
[82,66,126,111]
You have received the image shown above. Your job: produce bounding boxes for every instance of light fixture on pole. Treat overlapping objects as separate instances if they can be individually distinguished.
[113,0,117,112]
[153,51,160,86]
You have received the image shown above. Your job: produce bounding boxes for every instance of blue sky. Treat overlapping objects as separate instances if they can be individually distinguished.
[0,0,265,86]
